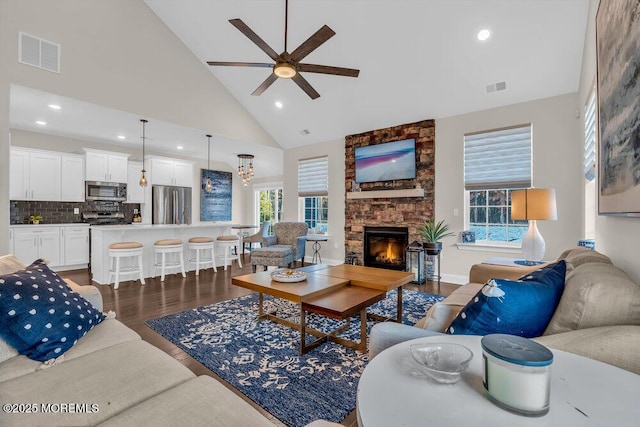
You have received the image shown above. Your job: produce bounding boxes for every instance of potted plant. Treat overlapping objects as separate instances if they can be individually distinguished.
[29,215,43,225]
[418,219,455,254]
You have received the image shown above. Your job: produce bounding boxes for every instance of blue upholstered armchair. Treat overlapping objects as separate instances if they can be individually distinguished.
[263,222,308,266]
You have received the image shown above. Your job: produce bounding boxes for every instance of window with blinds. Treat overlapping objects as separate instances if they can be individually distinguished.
[298,156,328,197]
[464,125,532,244]
[584,88,597,182]
[464,124,532,191]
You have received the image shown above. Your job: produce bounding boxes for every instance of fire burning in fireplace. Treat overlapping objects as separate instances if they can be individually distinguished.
[374,242,402,265]
[364,226,408,270]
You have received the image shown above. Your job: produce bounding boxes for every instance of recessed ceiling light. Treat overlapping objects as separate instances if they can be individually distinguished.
[48,104,61,110]
[477,29,491,41]
[177,145,184,150]
[35,120,47,125]
[275,101,283,109]
[117,135,126,140]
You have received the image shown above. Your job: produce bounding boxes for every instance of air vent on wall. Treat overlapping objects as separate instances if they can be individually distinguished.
[19,32,60,73]
[485,81,507,94]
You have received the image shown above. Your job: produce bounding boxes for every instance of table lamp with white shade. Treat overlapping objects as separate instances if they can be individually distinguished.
[511,188,557,263]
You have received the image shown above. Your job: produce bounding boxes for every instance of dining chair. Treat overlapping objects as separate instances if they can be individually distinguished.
[243,220,271,254]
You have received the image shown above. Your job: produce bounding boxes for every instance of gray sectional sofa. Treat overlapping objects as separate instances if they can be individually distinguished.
[370,247,640,375]
[0,254,275,427]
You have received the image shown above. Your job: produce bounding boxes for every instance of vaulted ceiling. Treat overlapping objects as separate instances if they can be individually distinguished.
[146,0,590,148]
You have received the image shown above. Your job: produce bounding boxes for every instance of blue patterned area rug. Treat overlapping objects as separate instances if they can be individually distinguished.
[146,289,443,427]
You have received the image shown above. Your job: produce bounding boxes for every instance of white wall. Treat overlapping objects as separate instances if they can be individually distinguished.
[578,0,640,283]
[1,1,11,254]
[283,139,345,264]
[2,0,279,249]
[436,93,583,280]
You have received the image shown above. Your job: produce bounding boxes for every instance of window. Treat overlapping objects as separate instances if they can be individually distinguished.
[464,125,532,244]
[584,87,597,182]
[469,189,528,242]
[298,156,328,234]
[254,187,282,228]
[584,85,597,239]
[303,196,328,234]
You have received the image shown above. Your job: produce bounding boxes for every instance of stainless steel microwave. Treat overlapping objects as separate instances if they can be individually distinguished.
[85,181,127,201]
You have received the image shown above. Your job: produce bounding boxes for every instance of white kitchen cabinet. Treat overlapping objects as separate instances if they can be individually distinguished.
[126,161,145,203]
[61,154,85,202]
[150,158,193,187]
[13,226,61,267]
[62,226,89,266]
[10,148,62,201]
[84,149,129,183]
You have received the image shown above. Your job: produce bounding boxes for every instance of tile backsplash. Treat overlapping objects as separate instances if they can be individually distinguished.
[10,201,141,224]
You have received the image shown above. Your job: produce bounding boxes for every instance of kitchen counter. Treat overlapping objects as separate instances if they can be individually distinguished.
[10,223,90,228]
[90,223,234,285]
[89,222,232,231]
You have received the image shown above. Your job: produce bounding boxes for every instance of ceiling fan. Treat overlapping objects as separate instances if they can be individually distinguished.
[207,0,359,100]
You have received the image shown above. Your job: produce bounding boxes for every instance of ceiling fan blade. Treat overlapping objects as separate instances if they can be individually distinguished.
[289,25,336,62]
[297,63,360,77]
[292,73,320,99]
[207,61,274,69]
[251,73,279,96]
[229,18,279,61]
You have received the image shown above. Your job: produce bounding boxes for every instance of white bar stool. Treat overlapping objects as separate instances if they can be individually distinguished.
[215,235,243,270]
[188,236,217,275]
[108,242,145,290]
[153,239,186,282]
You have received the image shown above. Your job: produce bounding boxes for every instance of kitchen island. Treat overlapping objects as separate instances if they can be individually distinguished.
[90,223,233,284]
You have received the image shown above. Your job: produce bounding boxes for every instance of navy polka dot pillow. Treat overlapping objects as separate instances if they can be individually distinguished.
[0,259,105,362]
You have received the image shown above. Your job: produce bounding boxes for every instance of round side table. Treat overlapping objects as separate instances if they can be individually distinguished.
[306,235,328,264]
[357,335,640,427]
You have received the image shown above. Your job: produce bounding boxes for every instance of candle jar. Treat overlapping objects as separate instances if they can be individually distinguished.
[481,334,553,416]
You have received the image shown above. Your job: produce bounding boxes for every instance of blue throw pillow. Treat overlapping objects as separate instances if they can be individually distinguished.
[0,259,105,362]
[446,261,566,338]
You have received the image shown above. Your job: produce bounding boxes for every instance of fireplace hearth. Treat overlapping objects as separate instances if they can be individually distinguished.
[364,226,409,270]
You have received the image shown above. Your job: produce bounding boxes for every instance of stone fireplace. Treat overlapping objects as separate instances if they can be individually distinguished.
[364,226,408,270]
[345,119,435,266]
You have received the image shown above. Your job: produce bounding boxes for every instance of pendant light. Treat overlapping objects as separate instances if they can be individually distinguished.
[139,119,148,188]
[237,154,255,187]
[205,134,213,193]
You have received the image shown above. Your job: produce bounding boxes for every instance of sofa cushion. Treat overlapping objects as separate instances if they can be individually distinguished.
[534,325,640,375]
[0,318,140,383]
[447,261,566,338]
[0,259,105,362]
[98,376,274,427]
[0,254,25,276]
[415,282,484,331]
[0,340,194,427]
[544,262,640,335]
[557,247,612,271]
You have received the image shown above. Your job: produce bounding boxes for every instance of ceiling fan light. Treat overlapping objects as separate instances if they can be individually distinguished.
[274,63,296,79]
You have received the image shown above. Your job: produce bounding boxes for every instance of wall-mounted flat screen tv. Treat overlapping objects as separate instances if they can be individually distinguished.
[355,138,416,183]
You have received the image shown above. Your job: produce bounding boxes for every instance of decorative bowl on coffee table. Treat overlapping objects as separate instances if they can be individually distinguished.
[409,342,473,384]
[270,269,307,283]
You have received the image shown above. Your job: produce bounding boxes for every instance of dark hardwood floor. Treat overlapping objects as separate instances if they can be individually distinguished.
[63,261,458,427]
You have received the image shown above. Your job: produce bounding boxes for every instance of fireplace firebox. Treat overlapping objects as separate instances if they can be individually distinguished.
[364,226,409,270]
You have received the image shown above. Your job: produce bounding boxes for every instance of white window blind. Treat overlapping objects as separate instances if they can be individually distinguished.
[584,88,597,182]
[298,156,328,197]
[464,124,532,191]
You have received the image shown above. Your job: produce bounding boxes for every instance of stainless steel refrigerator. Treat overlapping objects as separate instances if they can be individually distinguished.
[152,185,192,225]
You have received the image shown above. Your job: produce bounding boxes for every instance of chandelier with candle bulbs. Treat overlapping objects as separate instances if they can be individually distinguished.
[237,154,254,186]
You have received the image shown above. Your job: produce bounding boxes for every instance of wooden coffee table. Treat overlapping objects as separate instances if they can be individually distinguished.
[232,265,413,354]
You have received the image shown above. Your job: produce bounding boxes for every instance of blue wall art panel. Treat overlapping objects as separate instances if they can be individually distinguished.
[200,169,232,221]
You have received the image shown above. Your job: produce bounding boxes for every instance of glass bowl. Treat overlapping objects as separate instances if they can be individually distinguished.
[409,342,473,384]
